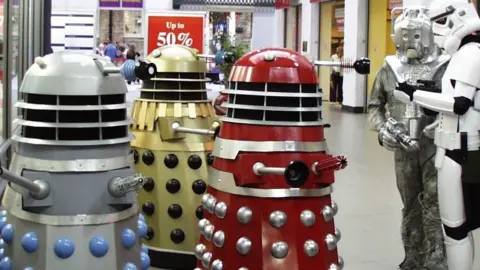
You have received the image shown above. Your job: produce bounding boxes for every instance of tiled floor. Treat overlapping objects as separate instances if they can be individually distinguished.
[126,90,480,269]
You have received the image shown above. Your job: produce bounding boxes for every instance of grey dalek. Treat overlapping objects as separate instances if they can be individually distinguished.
[0,51,151,270]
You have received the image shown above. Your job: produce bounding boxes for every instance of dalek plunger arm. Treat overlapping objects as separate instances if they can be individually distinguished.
[0,166,51,200]
[107,173,147,197]
[92,58,157,81]
[171,121,221,138]
[253,161,310,188]
[313,57,371,75]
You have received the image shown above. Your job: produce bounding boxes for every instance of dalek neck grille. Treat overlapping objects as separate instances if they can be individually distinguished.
[141,72,208,101]
[13,52,132,146]
[224,82,322,126]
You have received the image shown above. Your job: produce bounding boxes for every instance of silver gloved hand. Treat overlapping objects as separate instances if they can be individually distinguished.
[423,120,439,139]
[378,124,400,151]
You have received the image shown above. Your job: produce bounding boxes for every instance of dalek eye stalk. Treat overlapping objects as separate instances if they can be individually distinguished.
[0,51,150,269]
[125,45,234,270]
[195,49,370,270]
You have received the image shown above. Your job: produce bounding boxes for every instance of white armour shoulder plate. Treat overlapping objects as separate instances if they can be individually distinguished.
[448,43,480,89]
[385,54,450,84]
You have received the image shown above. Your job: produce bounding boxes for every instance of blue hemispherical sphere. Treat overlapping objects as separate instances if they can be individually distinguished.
[138,214,145,222]
[1,225,13,244]
[0,257,12,270]
[21,232,39,253]
[0,217,7,232]
[137,221,147,238]
[0,249,4,260]
[140,252,150,270]
[141,244,148,253]
[89,236,109,257]
[54,238,75,259]
[121,228,136,249]
[0,211,6,218]
[123,263,138,270]
[0,239,4,249]
[23,268,33,270]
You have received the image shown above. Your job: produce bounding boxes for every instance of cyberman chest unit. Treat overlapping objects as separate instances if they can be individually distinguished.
[0,52,149,270]
[194,48,350,270]
[128,45,221,270]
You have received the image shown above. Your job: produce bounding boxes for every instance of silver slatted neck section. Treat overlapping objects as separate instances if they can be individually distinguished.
[221,81,323,126]
[13,93,132,146]
[140,72,210,102]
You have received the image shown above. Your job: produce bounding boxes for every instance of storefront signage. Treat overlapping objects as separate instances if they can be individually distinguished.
[121,0,143,8]
[99,0,121,8]
[147,15,204,54]
[99,0,143,8]
[275,0,290,9]
[389,0,402,10]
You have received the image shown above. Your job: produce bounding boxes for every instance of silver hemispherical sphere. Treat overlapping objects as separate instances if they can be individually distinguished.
[269,210,287,228]
[198,218,211,233]
[329,264,340,270]
[194,243,207,259]
[331,201,338,215]
[194,268,202,270]
[325,234,338,250]
[239,268,249,270]
[215,202,228,219]
[204,224,215,241]
[335,227,342,241]
[270,241,289,259]
[211,259,224,270]
[303,240,319,257]
[300,210,316,227]
[201,193,212,207]
[213,230,226,247]
[206,196,217,213]
[237,207,253,224]
[338,256,344,269]
[322,205,334,222]
[201,252,213,268]
[236,237,252,255]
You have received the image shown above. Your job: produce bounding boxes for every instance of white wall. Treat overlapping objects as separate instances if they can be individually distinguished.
[299,0,319,61]
[251,11,284,50]
[145,0,172,11]
[52,0,98,11]
[342,0,368,110]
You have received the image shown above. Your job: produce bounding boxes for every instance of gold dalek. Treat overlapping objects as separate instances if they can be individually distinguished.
[130,45,221,270]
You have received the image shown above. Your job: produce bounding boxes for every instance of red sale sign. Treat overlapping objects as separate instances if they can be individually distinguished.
[147,15,204,54]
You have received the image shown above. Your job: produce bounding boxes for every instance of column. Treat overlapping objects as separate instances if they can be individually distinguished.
[342,0,368,113]
[299,0,319,60]
[251,10,284,50]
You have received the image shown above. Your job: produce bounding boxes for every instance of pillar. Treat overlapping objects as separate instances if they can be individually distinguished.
[299,0,319,60]
[251,11,284,50]
[342,0,368,113]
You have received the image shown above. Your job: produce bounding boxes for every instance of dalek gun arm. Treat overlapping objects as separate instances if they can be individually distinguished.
[0,166,50,200]
[171,121,221,138]
[384,118,419,152]
[313,57,371,75]
[107,173,147,197]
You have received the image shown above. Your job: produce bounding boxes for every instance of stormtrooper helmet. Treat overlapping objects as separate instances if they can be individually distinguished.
[429,0,480,53]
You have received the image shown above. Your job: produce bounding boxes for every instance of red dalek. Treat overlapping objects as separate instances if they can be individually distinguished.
[195,48,369,270]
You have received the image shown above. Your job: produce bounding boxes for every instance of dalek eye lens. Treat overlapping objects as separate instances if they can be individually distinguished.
[284,161,309,188]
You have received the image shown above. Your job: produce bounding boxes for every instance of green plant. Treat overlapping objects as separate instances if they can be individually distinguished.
[219,34,249,80]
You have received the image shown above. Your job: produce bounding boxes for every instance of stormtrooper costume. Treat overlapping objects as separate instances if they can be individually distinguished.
[368,6,449,270]
[395,0,480,269]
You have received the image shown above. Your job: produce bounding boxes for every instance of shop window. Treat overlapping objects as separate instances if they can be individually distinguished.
[124,10,143,37]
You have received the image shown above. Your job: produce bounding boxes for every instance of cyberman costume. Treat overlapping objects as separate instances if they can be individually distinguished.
[396,1,480,269]
[368,6,449,270]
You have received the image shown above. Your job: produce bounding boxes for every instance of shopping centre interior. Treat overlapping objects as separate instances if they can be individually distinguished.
[0,0,480,269]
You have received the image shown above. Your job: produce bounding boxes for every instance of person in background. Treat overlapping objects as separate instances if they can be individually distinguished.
[104,42,117,61]
[96,43,105,56]
[126,44,141,85]
[330,46,344,104]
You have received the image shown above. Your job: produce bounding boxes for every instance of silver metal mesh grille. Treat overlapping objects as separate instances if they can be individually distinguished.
[13,94,132,146]
[221,81,324,126]
[140,72,209,102]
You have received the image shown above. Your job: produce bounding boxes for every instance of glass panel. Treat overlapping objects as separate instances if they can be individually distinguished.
[11,0,19,135]
[124,10,142,37]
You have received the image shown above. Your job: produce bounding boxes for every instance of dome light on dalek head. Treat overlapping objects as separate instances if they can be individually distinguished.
[194,48,370,270]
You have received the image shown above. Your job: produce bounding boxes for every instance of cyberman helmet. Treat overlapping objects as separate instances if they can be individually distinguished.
[429,0,480,54]
[392,7,436,62]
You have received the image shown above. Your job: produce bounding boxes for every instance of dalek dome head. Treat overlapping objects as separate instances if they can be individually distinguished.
[14,51,132,146]
[141,45,209,102]
[147,45,207,73]
[223,48,322,126]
